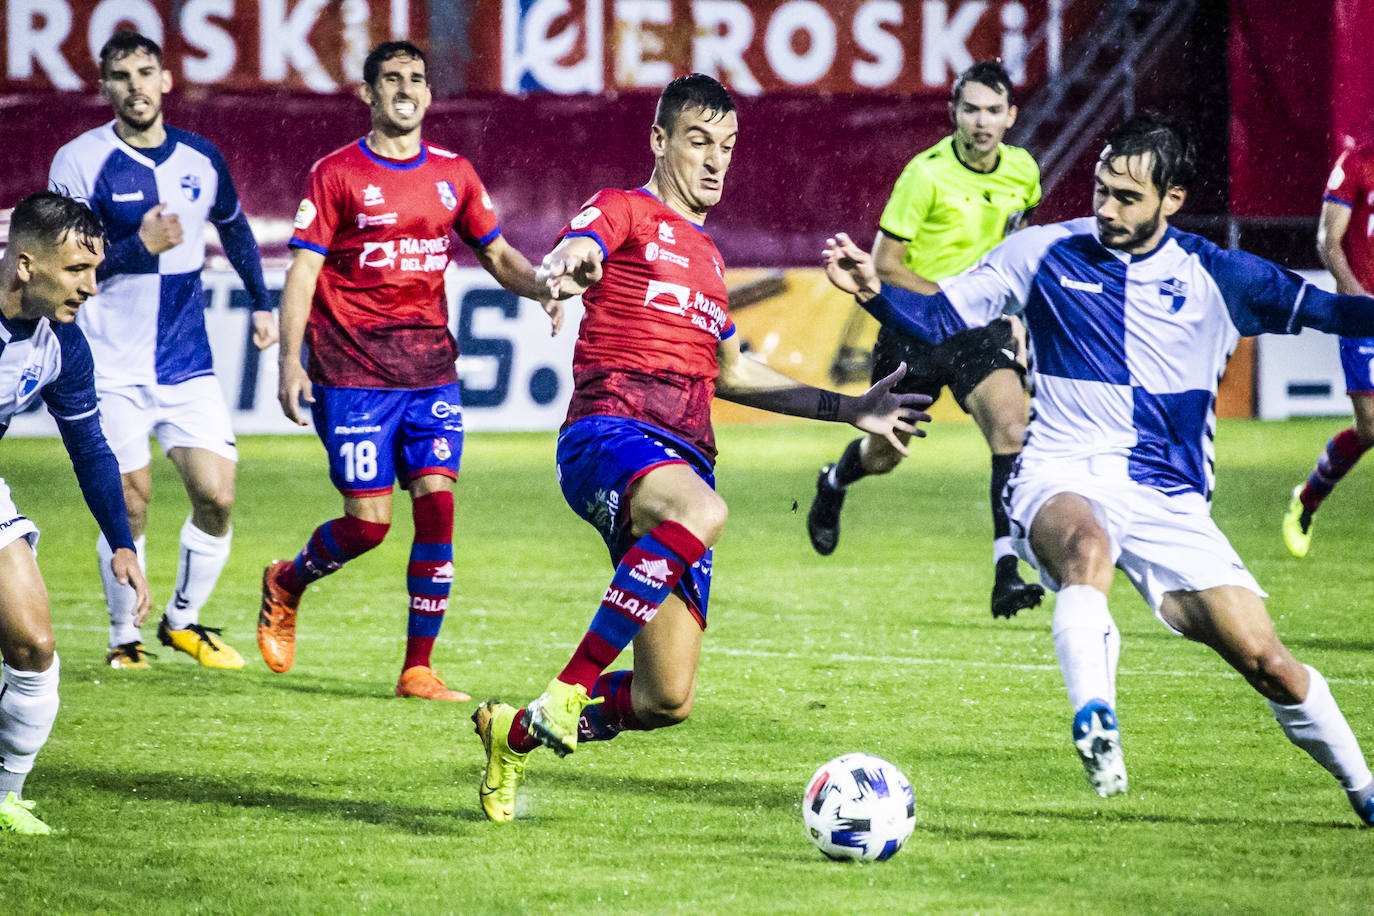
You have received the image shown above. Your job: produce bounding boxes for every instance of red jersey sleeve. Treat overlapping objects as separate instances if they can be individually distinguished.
[558,189,635,258]
[289,157,342,254]
[450,157,501,247]
[1325,149,1363,208]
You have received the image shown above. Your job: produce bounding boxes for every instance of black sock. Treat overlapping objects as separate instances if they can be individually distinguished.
[832,438,868,488]
[995,554,1020,580]
[990,453,1016,540]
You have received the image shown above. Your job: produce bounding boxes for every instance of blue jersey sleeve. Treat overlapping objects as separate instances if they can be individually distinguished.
[40,325,135,550]
[861,285,970,345]
[216,211,270,311]
[97,233,154,282]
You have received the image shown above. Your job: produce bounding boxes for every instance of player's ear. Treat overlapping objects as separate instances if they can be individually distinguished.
[358,80,375,107]
[1161,185,1186,218]
[1005,104,1018,128]
[160,67,173,95]
[13,250,35,284]
[650,123,668,156]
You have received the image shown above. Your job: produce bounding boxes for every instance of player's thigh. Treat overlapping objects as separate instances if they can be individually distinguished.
[0,539,53,669]
[627,463,727,545]
[965,368,1028,454]
[1027,491,1116,591]
[97,385,156,475]
[166,446,236,510]
[1158,586,1302,699]
[631,592,703,720]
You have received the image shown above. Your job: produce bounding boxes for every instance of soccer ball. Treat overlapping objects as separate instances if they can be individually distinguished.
[802,753,915,862]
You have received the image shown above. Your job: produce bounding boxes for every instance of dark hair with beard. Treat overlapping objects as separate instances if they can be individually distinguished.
[9,192,104,256]
[1101,113,1196,194]
[363,41,427,86]
[952,61,1015,107]
[99,30,162,79]
[655,74,736,133]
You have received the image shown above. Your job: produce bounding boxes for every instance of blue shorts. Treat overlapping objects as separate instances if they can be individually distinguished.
[312,384,464,497]
[1340,338,1374,394]
[556,415,715,628]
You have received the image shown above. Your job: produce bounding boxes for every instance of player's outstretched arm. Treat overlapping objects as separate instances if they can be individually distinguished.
[278,247,324,426]
[715,335,931,455]
[474,235,563,335]
[538,236,604,301]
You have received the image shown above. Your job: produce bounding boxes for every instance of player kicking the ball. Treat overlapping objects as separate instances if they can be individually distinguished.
[472,74,929,821]
[825,114,1374,825]
[258,41,561,699]
[0,192,151,833]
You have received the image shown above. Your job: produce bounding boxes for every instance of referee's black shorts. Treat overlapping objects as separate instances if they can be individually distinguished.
[870,317,1024,412]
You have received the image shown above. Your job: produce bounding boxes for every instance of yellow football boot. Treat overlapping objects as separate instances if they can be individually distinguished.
[472,701,531,822]
[0,792,53,835]
[105,641,153,669]
[522,678,603,757]
[157,617,245,669]
[1282,484,1314,558]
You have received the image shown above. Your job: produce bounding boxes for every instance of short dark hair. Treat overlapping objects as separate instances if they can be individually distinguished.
[952,61,1014,107]
[9,192,104,255]
[1101,113,1196,193]
[99,30,162,79]
[363,41,427,86]
[655,74,736,132]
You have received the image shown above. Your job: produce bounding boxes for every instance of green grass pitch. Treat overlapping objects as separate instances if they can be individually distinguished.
[1,418,1371,913]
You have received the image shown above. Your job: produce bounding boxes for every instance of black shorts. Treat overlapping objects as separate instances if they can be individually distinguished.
[871,318,1023,411]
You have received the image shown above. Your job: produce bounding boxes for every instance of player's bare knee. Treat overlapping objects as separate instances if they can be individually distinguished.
[190,487,234,533]
[2,627,55,672]
[638,690,694,728]
[860,437,903,475]
[681,494,727,545]
[1234,641,1303,701]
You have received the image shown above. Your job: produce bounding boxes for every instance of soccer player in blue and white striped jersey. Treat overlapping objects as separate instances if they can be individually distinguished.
[825,114,1374,826]
[0,192,150,833]
[48,31,275,670]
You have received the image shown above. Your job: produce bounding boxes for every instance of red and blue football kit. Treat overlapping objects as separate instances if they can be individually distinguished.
[560,187,734,462]
[1324,145,1374,393]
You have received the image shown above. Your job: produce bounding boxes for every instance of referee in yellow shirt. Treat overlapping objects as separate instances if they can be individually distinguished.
[808,61,1045,618]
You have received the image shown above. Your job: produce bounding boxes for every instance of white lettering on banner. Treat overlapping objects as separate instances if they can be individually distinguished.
[921,0,987,86]
[259,0,338,92]
[615,0,673,87]
[852,0,903,88]
[764,0,836,87]
[182,0,238,84]
[88,0,163,66]
[7,0,80,87]
[691,0,762,94]
[1000,3,1028,84]
[501,0,605,93]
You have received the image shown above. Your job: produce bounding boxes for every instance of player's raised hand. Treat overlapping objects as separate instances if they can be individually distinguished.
[277,360,314,426]
[850,362,932,456]
[138,204,183,254]
[251,310,280,350]
[111,547,152,625]
[822,232,880,299]
[539,239,604,299]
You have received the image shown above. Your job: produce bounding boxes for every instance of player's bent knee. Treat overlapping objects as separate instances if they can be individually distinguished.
[2,628,56,672]
[638,693,694,728]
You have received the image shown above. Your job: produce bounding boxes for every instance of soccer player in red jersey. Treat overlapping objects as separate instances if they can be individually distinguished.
[258,42,560,700]
[1283,140,1374,557]
[471,74,930,821]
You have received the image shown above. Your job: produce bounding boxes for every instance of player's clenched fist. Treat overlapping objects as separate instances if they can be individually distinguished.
[138,203,183,254]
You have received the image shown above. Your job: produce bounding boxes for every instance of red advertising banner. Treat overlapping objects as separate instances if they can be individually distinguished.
[3,0,1078,96]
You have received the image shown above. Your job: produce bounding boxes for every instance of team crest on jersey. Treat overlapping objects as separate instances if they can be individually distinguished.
[570,207,601,230]
[432,437,452,460]
[436,181,458,210]
[1159,277,1188,313]
[180,175,200,201]
[17,364,42,400]
[294,199,317,229]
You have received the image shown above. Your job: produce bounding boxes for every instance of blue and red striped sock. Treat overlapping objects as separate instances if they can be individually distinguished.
[404,490,454,671]
[578,670,644,742]
[558,521,707,690]
[276,515,390,596]
[1301,428,1372,512]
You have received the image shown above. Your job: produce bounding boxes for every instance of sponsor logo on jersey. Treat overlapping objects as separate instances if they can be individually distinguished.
[356,211,398,229]
[481,190,494,210]
[363,184,385,206]
[1060,275,1103,293]
[643,279,690,315]
[658,221,675,243]
[180,174,201,201]
[431,400,462,420]
[436,180,458,210]
[428,145,459,159]
[432,437,452,460]
[629,557,673,586]
[713,258,722,277]
[644,242,689,268]
[570,206,601,230]
[1159,277,1188,313]
[112,190,144,202]
[294,199,317,229]
[360,241,397,268]
[17,364,42,400]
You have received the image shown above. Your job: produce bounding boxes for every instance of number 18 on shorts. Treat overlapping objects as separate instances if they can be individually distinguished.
[312,383,465,497]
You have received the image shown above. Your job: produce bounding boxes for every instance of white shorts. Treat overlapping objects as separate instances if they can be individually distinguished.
[98,376,237,474]
[0,479,40,553]
[1006,458,1266,628]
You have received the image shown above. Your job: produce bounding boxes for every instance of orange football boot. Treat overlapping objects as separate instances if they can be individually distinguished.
[257,560,300,673]
[396,666,471,701]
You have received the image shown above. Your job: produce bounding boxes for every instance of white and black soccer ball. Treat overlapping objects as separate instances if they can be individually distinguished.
[803,753,915,862]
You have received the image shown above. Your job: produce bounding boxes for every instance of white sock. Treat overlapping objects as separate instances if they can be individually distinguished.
[99,533,145,647]
[164,518,232,630]
[993,536,1015,562]
[825,466,844,490]
[1269,665,1374,791]
[0,656,60,798]
[1052,584,1120,712]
